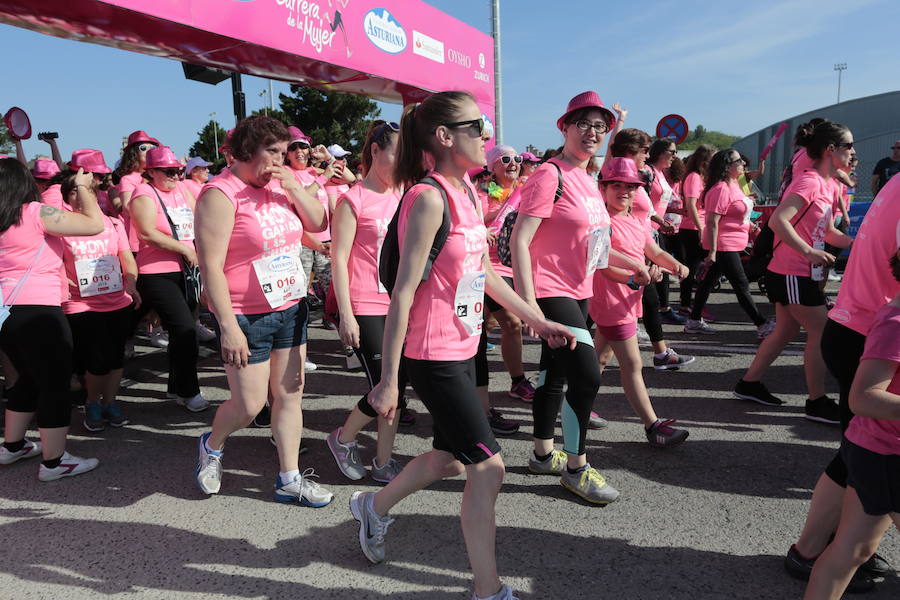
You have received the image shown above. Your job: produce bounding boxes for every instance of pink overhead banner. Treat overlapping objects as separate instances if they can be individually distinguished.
[0,0,495,115]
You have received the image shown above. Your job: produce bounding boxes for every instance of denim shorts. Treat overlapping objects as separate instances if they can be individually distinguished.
[214,301,308,365]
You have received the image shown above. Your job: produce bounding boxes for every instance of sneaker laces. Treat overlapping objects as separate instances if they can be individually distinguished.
[346,443,362,466]
[298,468,327,494]
[652,418,679,435]
[582,467,607,488]
[549,450,567,470]
[368,503,395,544]
[201,452,222,475]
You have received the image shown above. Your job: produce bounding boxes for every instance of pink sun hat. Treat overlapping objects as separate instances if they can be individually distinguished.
[557,91,616,132]
[600,157,644,185]
[126,130,160,147]
[32,158,61,180]
[68,149,112,174]
[145,146,184,170]
[288,126,312,145]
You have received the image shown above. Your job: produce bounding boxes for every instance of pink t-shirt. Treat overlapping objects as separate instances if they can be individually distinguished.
[204,171,305,315]
[483,185,519,278]
[183,179,203,201]
[589,211,654,326]
[400,172,487,361]
[702,181,754,252]
[61,215,133,314]
[791,148,813,179]
[337,184,399,316]
[0,202,65,306]
[680,172,705,231]
[41,184,64,210]
[326,182,350,201]
[119,171,145,252]
[768,170,834,277]
[845,303,900,456]
[293,168,331,242]
[518,159,610,300]
[631,186,654,230]
[649,167,672,230]
[829,175,900,334]
[133,182,196,275]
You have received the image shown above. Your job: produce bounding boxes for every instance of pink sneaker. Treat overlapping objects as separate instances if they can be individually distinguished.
[508,378,536,402]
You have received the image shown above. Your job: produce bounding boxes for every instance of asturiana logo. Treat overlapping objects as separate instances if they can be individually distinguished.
[364,8,407,54]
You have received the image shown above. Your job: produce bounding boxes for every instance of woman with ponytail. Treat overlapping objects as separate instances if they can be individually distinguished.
[350,92,574,600]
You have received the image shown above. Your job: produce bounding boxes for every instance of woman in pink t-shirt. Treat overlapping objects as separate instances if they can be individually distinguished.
[0,160,105,481]
[735,122,854,421]
[194,116,332,506]
[327,120,407,483]
[648,139,687,326]
[113,130,159,252]
[677,144,716,314]
[689,149,772,336]
[804,254,900,599]
[356,91,574,600]
[129,146,206,413]
[183,157,212,200]
[511,92,647,506]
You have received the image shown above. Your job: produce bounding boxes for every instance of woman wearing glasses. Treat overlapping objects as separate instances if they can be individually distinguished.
[734,122,854,423]
[129,146,207,412]
[327,120,406,483]
[511,92,647,504]
[351,91,574,600]
[678,144,716,328]
[689,150,773,337]
[114,131,159,252]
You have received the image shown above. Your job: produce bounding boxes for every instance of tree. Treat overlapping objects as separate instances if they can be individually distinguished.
[678,125,740,151]
[0,121,13,155]
[189,120,227,168]
[250,107,291,127]
[279,86,380,156]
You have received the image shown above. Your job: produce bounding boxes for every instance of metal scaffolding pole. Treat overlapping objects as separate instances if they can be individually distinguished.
[491,0,502,143]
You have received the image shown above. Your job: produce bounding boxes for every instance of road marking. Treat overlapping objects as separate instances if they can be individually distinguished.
[666,342,803,356]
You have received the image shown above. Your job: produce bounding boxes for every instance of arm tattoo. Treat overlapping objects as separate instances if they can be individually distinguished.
[40,205,65,224]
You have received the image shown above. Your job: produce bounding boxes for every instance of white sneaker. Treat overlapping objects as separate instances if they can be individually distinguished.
[827,270,842,282]
[149,330,169,348]
[196,432,223,494]
[0,439,42,465]
[304,360,317,372]
[176,393,209,412]
[273,469,334,507]
[756,319,776,339]
[195,322,216,342]
[38,452,99,482]
[684,318,716,334]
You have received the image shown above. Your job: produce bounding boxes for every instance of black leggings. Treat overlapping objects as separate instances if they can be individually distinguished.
[691,250,765,325]
[656,233,681,310]
[68,306,133,376]
[677,228,706,308]
[821,319,867,487]
[135,272,200,398]
[0,306,73,428]
[641,283,665,343]
[353,314,408,418]
[532,297,602,456]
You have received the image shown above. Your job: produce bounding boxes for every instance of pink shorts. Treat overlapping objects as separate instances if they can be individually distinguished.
[595,321,637,342]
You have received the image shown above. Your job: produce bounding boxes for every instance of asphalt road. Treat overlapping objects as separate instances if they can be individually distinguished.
[1,282,897,599]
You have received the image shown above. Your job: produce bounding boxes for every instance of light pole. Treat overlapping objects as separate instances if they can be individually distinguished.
[834,63,847,104]
[210,112,219,160]
[491,0,502,143]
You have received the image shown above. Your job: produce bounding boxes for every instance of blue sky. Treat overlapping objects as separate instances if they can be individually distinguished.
[1,0,897,165]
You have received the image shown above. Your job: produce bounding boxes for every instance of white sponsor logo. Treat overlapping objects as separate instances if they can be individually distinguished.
[412,30,444,63]
[447,48,471,68]
[478,52,486,69]
[364,8,407,54]
[474,71,490,83]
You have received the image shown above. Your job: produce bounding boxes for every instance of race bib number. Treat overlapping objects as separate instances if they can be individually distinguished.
[252,253,307,309]
[75,255,123,298]
[170,206,195,241]
[454,271,485,337]
[586,225,611,276]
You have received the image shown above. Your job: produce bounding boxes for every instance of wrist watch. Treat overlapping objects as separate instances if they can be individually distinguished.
[626,274,640,290]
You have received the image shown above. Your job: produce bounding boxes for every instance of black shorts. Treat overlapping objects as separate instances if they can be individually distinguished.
[485,276,514,314]
[765,271,826,307]
[842,438,900,516]
[68,305,134,376]
[405,357,500,465]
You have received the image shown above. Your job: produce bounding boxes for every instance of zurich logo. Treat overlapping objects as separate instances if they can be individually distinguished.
[364,8,407,54]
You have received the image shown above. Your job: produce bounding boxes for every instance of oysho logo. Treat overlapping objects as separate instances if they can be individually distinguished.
[364,8,407,54]
[413,30,444,63]
[478,52,486,69]
[447,49,471,68]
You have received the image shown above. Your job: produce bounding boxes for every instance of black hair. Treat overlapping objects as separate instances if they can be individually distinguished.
[793,118,828,148]
[0,158,41,233]
[891,252,900,283]
[700,149,740,208]
[610,128,651,158]
[795,121,851,160]
[649,138,676,165]
[684,144,717,181]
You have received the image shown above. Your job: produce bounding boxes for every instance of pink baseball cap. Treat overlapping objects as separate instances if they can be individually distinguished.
[600,157,644,185]
[520,151,540,163]
[557,91,616,132]
[126,130,160,147]
[68,149,111,174]
[32,158,61,180]
[288,126,312,145]
[145,146,184,170]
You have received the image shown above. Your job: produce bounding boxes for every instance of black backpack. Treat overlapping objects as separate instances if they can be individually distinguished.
[496,161,564,267]
[745,200,814,282]
[378,176,477,296]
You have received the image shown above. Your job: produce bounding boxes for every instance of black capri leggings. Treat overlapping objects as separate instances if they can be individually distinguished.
[532,297,602,456]
[135,271,200,398]
[353,314,408,418]
[0,306,73,428]
[821,319,867,487]
[691,250,765,325]
[677,228,706,308]
[68,305,134,376]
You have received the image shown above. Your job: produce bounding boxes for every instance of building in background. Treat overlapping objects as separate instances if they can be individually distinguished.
[733,90,900,203]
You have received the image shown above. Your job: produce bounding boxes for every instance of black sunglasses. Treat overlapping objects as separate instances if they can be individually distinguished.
[288,141,311,151]
[835,142,854,150]
[441,118,485,137]
[158,168,184,177]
